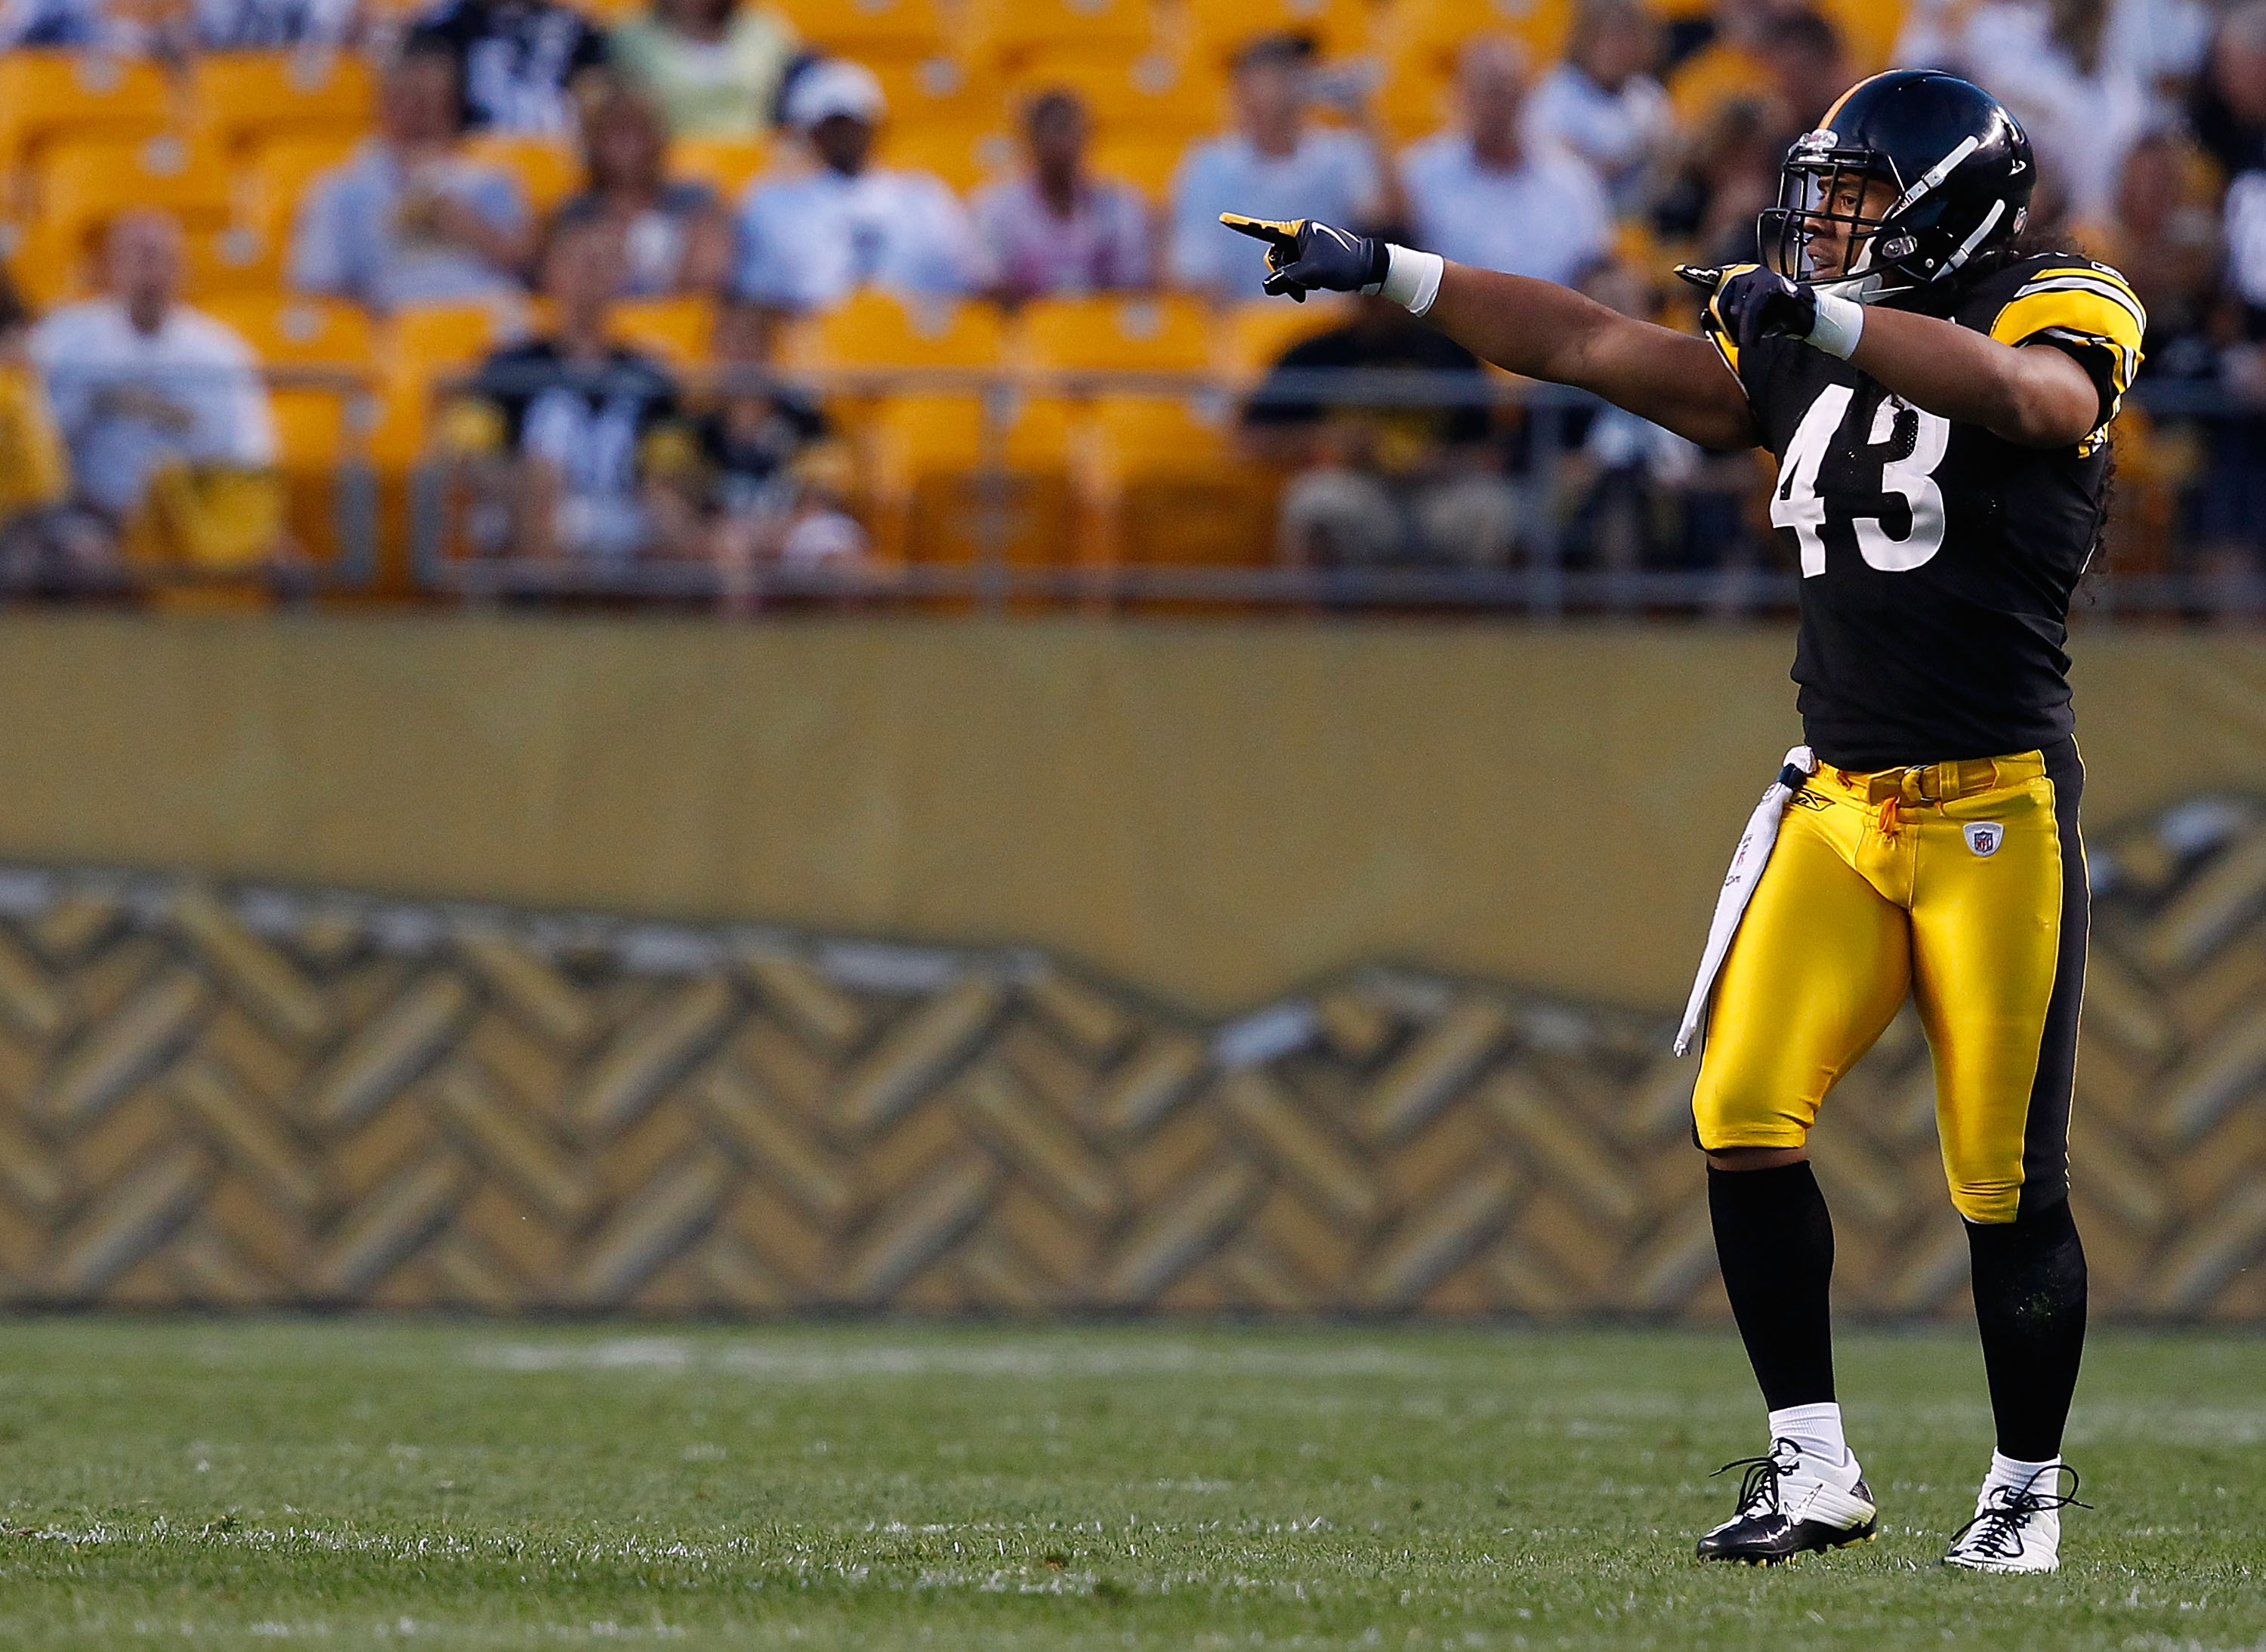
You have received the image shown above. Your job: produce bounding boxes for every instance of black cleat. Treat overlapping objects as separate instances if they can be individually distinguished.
[1695,1439,1879,1565]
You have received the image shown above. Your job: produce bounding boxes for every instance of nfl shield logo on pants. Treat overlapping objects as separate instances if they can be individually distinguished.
[1964,821,2005,857]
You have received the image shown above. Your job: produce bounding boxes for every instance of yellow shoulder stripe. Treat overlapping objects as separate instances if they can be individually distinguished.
[1990,286,2144,394]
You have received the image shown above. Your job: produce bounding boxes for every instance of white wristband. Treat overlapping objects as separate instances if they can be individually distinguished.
[1808,291,1866,359]
[1374,244,1446,316]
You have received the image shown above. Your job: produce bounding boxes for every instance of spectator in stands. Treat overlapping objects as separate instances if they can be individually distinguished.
[1757,9,1847,137]
[446,215,702,562]
[608,0,797,140]
[174,0,363,51]
[0,267,107,593]
[704,398,872,612]
[29,211,285,580]
[1650,91,1780,266]
[291,45,535,315]
[0,0,125,49]
[1895,0,2145,223]
[406,0,610,136]
[1240,273,1520,570]
[2189,2,2266,181]
[1662,0,1804,131]
[1556,257,1715,584]
[1401,38,1612,289]
[730,59,983,315]
[2088,130,2219,381]
[972,90,1151,303]
[1526,0,1672,215]
[1169,33,1388,299]
[549,88,730,296]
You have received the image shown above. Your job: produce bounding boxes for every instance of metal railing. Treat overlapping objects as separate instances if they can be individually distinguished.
[20,360,2266,616]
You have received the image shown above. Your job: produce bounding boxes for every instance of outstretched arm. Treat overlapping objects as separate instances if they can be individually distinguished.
[1220,215,1758,452]
[1843,308,2099,448]
[1425,264,1759,452]
[1708,264,2108,449]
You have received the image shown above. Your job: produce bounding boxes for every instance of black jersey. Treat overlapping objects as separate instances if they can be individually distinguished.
[1703,253,2145,770]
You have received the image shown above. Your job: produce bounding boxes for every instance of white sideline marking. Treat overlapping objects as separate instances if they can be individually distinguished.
[466,1339,1446,1381]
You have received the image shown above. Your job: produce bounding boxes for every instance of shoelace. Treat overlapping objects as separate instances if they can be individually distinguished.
[1948,1465,2092,1558]
[1709,1439,1802,1521]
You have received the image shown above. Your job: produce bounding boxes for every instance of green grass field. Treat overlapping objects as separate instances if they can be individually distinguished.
[0,1319,2255,1650]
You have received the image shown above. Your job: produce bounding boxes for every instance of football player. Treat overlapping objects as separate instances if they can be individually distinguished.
[1227,69,2141,1573]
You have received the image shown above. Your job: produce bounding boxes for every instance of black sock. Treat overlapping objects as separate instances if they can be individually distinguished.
[1709,1161,1836,1410]
[1967,1197,2088,1462]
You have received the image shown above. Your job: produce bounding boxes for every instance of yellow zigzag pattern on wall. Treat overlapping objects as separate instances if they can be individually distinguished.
[0,791,2260,1318]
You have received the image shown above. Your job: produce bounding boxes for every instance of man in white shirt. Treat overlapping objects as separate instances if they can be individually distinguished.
[30,211,277,528]
[1400,36,1613,289]
[1169,32,1387,298]
[730,59,984,314]
[1525,0,1672,214]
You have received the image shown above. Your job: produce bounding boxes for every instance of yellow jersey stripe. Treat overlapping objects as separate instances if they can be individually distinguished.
[1990,287,2144,394]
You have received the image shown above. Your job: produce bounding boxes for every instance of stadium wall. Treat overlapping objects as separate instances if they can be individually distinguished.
[0,615,2258,1319]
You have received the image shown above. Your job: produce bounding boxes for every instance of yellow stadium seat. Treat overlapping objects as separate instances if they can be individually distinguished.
[462,134,583,216]
[1087,134,1182,199]
[1219,294,1354,378]
[1085,392,1273,571]
[16,134,236,303]
[667,135,770,204]
[1005,54,1227,143]
[610,295,715,366]
[868,54,1010,131]
[774,0,954,60]
[189,51,376,156]
[866,390,1080,569]
[1388,0,1576,76]
[1375,48,1457,144]
[1180,0,1373,63]
[876,122,1016,193]
[964,0,1158,68]
[242,132,361,253]
[0,53,174,205]
[1821,0,1903,76]
[199,292,375,367]
[780,289,1008,369]
[369,300,520,466]
[1020,295,1214,373]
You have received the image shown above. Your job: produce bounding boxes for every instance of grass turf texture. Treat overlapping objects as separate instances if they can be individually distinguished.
[0,1321,2255,1648]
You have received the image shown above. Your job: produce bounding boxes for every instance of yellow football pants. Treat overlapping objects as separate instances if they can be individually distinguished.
[1692,740,2086,1224]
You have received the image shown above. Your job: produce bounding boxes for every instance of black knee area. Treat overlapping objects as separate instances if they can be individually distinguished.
[1709,1160,1835,1410]
[1967,1197,2088,1462]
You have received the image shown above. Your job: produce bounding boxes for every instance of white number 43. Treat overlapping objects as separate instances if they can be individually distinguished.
[1770,384,1950,576]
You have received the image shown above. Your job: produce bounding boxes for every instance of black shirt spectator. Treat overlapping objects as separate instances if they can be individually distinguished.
[409,0,610,135]
[1243,310,1491,450]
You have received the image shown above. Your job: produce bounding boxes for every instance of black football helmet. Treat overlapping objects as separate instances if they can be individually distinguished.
[1760,70,2034,304]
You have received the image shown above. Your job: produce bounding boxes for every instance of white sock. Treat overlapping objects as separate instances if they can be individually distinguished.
[1984,1450,2060,1499]
[1767,1402,1851,1471]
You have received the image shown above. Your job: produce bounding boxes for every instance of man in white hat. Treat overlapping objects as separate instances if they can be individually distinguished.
[730,57,984,314]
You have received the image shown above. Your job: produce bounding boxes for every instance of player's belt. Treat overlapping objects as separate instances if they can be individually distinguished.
[1843,758,2005,805]
[1831,756,2016,839]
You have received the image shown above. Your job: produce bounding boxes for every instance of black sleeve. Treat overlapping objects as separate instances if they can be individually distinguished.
[571,13,610,68]
[1241,337,1332,429]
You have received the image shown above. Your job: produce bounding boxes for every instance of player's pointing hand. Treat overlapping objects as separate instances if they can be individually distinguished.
[1713,267,1823,350]
[1221,214,1386,302]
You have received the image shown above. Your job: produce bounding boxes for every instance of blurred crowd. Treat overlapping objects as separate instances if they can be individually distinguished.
[0,0,2258,599]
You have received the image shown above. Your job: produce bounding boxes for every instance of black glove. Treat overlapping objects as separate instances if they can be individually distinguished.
[1221,213,1388,302]
[1706,265,1820,350]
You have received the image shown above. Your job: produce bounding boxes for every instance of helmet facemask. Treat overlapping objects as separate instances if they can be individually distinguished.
[1759,143,1909,304]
